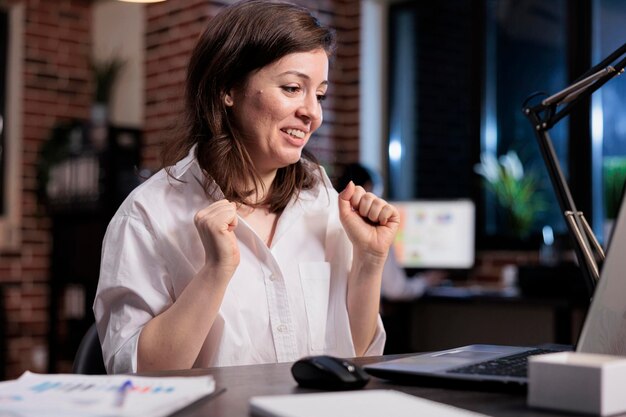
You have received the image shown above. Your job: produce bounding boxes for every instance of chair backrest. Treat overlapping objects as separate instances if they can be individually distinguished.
[72,323,107,374]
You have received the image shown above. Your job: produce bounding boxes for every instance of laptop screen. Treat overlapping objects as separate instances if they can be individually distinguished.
[390,200,475,269]
[577,189,626,355]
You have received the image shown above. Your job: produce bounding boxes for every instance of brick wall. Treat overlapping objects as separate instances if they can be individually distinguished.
[144,0,361,179]
[1,0,92,378]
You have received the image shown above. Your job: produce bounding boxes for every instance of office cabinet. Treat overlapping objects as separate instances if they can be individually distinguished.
[382,293,588,355]
[411,296,587,352]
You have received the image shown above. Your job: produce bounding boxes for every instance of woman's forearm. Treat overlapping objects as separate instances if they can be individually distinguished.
[347,252,386,356]
[137,266,230,371]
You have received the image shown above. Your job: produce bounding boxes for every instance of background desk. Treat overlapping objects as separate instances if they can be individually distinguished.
[382,289,588,354]
[139,356,615,417]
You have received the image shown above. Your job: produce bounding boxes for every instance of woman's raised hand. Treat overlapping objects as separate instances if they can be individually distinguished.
[194,200,240,281]
[338,181,400,262]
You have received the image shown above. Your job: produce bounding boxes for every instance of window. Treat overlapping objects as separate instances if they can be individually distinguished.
[480,0,568,244]
[383,0,626,249]
[591,0,626,243]
[386,1,480,201]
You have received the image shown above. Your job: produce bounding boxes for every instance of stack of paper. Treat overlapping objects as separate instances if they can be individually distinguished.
[0,371,215,417]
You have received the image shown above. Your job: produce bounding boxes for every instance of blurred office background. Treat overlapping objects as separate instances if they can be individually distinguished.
[0,0,624,378]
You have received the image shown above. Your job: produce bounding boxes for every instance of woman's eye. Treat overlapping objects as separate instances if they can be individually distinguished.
[317,94,327,102]
[282,86,301,94]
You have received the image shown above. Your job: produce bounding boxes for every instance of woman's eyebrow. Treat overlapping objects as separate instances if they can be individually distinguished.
[278,70,328,86]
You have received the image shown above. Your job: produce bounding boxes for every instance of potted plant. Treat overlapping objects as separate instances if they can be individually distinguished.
[474,150,546,239]
[90,57,124,149]
[91,57,125,108]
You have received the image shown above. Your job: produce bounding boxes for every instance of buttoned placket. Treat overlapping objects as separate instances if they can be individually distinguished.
[260,253,299,362]
[237,216,299,363]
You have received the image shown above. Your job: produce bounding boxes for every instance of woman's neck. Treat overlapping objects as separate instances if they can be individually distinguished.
[247,168,277,205]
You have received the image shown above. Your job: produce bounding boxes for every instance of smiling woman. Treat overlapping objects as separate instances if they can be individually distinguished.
[94,0,400,374]
[225,49,328,178]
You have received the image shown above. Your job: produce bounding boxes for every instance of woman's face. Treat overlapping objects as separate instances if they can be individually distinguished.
[227,48,329,175]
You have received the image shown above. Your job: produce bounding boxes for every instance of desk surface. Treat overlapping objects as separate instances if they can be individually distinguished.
[139,355,619,417]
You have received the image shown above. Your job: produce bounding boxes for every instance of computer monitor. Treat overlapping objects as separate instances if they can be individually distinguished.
[390,199,475,269]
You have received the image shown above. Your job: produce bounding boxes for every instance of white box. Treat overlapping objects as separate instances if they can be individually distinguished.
[528,352,626,416]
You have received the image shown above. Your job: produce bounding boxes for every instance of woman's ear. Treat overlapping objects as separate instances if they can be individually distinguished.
[224,92,234,107]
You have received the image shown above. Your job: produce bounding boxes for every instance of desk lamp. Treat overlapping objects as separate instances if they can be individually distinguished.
[522,42,626,299]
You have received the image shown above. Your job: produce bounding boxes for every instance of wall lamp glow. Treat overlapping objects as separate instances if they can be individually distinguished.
[388,138,402,162]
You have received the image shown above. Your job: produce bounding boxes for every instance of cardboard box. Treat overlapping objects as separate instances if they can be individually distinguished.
[528,352,626,416]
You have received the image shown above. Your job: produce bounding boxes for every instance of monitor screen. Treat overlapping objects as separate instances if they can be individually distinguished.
[390,199,475,269]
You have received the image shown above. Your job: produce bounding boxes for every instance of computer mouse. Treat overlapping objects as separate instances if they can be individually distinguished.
[291,355,370,390]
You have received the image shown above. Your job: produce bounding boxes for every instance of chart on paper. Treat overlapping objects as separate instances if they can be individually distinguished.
[0,371,216,417]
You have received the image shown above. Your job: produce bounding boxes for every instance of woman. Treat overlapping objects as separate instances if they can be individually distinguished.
[94,0,399,373]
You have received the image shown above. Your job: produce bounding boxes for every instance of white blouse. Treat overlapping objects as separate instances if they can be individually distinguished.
[93,148,386,373]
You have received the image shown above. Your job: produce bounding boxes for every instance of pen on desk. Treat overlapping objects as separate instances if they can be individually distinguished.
[115,379,133,408]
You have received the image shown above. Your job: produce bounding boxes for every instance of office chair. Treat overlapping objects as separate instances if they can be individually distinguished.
[72,322,107,374]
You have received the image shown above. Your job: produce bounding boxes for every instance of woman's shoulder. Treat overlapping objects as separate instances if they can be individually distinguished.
[114,161,206,221]
[111,169,171,219]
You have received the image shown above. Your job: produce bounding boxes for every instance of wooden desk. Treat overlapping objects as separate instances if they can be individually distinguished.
[139,355,610,417]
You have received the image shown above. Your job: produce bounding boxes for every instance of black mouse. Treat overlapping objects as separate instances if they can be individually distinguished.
[291,355,370,390]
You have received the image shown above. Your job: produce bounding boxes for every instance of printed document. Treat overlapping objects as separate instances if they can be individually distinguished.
[250,389,487,417]
[0,371,215,417]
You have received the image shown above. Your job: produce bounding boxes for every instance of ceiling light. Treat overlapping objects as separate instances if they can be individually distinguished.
[116,0,167,3]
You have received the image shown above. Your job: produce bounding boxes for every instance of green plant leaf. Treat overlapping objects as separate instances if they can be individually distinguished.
[475,150,546,237]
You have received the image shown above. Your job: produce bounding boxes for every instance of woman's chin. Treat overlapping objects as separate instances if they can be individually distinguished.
[278,152,304,167]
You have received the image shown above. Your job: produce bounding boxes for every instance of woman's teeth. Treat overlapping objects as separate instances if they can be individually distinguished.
[284,128,305,139]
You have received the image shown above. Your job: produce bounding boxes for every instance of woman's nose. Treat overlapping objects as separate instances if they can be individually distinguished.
[296,93,322,122]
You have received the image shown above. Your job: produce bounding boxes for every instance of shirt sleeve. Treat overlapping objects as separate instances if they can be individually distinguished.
[93,214,172,374]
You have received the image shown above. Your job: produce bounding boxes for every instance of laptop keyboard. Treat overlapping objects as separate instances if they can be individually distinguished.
[445,348,558,378]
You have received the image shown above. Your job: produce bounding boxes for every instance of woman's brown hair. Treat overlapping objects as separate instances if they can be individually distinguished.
[161,0,336,212]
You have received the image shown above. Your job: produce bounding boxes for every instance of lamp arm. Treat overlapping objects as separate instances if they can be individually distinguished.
[520,42,626,299]
[575,43,626,81]
[526,43,626,131]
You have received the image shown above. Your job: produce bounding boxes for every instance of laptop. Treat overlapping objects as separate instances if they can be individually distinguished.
[364,192,626,386]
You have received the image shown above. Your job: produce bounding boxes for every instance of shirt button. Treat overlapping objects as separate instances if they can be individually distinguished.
[277,324,288,333]
[268,274,277,281]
